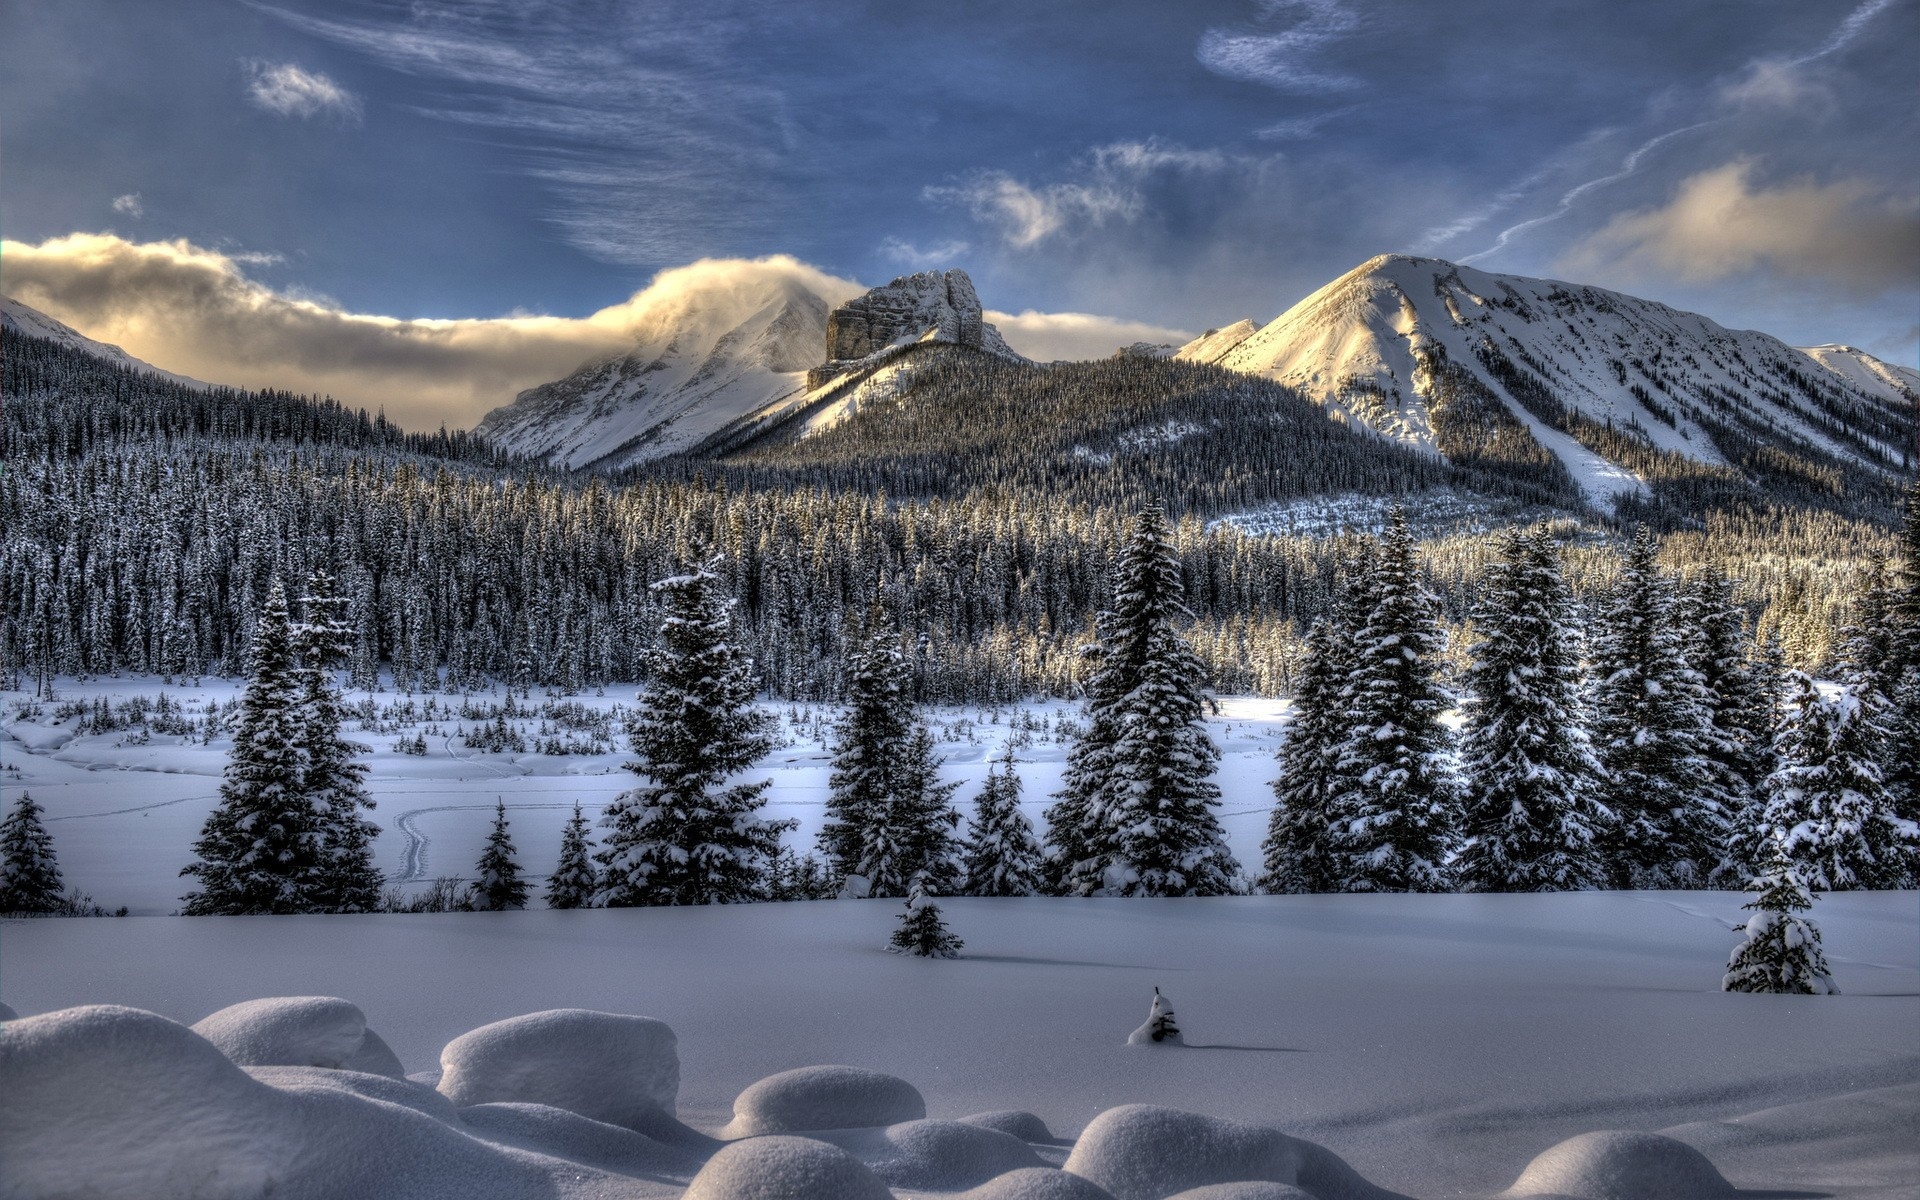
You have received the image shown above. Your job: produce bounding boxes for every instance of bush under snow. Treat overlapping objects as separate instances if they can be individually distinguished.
[437,1008,685,1137]
[1504,1129,1736,1199]
[721,1063,926,1136]
[191,995,404,1078]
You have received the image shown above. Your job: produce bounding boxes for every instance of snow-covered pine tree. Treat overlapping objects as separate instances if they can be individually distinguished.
[1741,672,1915,891]
[962,745,1044,896]
[1589,527,1728,888]
[545,803,598,909]
[182,580,329,915]
[1324,506,1458,892]
[1833,552,1898,695]
[294,571,382,913]
[1879,482,1920,824]
[1722,839,1837,995]
[864,724,963,898]
[1682,567,1773,809]
[468,800,529,911]
[597,549,790,906]
[1045,506,1240,897]
[887,871,963,958]
[1260,618,1346,894]
[1126,987,1182,1045]
[820,611,915,889]
[1456,528,1609,891]
[0,793,65,914]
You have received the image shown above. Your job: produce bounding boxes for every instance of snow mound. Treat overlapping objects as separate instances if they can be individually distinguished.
[459,1100,702,1179]
[1127,988,1182,1046]
[959,1109,1056,1142]
[438,1008,681,1133]
[722,1063,926,1136]
[1505,1130,1735,1199]
[192,995,404,1078]
[0,1004,306,1198]
[1166,1185,1317,1200]
[957,1167,1121,1200]
[812,1118,1046,1189]
[248,1063,460,1123]
[1064,1105,1392,1200]
[683,1134,894,1200]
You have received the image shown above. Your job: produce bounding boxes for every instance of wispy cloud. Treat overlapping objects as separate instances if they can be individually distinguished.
[245,61,363,122]
[1253,103,1362,142]
[879,237,971,268]
[1196,0,1364,94]
[1453,0,1899,266]
[1563,160,1920,293]
[926,174,1140,249]
[986,309,1195,362]
[110,193,143,218]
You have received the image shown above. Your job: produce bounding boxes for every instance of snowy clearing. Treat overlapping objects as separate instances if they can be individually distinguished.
[2,892,1915,1197]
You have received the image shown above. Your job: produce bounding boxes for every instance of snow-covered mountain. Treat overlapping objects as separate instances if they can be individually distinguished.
[1,294,206,387]
[476,277,834,471]
[1179,255,1913,508]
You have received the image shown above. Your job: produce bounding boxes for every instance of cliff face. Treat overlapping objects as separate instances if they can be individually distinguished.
[809,269,1017,387]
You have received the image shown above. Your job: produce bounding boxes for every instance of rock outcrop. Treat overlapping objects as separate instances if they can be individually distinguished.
[809,269,1016,388]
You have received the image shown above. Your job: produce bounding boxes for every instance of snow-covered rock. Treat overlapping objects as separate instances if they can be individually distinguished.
[682,1134,894,1200]
[722,1064,926,1136]
[811,1118,1046,1189]
[1203,254,1913,508]
[809,269,1020,387]
[958,1109,1056,1142]
[437,1008,681,1133]
[957,1167,1121,1200]
[192,995,404,1078]
[1504,1130,1735,1199]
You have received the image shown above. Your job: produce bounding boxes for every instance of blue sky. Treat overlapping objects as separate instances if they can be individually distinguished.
[2,0,1914,426]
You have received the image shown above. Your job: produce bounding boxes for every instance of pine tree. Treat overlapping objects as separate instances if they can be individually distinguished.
[1045,507,1240,897]
[1260,618,1346,893]
[1589,527,1727,888]
[1742,673,1914,891]
[468,800,529,910]
[182,580,329,915]
[0,793,65,914]
[597,549,790,906]
[545,803,598,909]
[820,612,915,889]
[1879,482,1920,823]
[962,745,1044,896]
[1682,567,1773,812]
[1324,506,1458,892]
[887,872,962,958]
[1722,841,1837,995]
[1126,987,1183,1045]
[295,571,382,913]
[1456,529,1609,891]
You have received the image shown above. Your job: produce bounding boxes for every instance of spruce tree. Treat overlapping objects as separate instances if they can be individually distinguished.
[597,550,790,906]
[1722,841,1837,995]
[887,872,963,958]
[1682,567,1773,811]
[0,793,65,914]
[295,571,382,913]
[1045,506,1240,897]
[1879,482,1920,823]
[1324,506,1457,892]
[1743,673,1914,891]
[182,580,329,915]
[864,724,963,898]
[1456,529,1608,891]
[820,613,915,890]
[962,745,1044,896]
[1589,527,1727,888]
[546,803,598,909]
[1260,618,1345,894]
[468,800,529,911]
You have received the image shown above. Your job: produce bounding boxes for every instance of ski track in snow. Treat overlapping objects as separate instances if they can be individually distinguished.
[394,802,586,882]
[45,794,212,822]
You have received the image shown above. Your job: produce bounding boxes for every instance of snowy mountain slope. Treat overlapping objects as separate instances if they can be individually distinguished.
[475,278,833,472]
[1797,344,1920,407]
[1173,319,1257,365]
[1,294,207,388]
[1210,256,1913,508]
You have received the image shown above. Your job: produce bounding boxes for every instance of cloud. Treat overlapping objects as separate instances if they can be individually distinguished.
[879,237,971,268]
[245,62,364,122]
[1253,104,1362,142]
[110,193,143,218]
[1563,161,1920,293]
[926,174,1139,249]
[986,310,1195,362]
[0,233,860,430]
[1196,0,1364,94]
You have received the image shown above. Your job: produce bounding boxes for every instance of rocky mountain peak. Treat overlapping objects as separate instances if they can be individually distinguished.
[809,268,1018,387]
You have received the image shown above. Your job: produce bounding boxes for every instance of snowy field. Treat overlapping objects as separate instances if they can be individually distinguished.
[0,676,1292,914]
[3,894,1916,1197]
